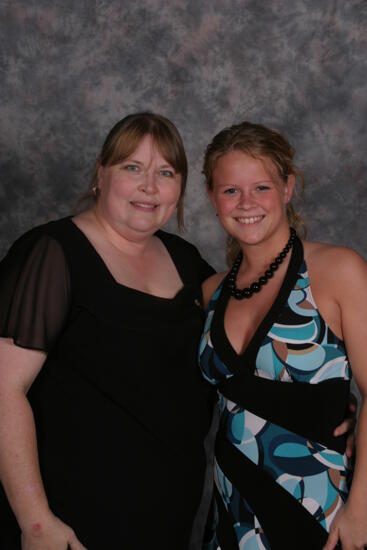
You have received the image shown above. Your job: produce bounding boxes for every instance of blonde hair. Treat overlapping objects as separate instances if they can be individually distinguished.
[80,112,188,230]
[203,121,306,265]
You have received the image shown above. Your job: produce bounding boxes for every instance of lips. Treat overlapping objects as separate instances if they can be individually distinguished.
[235,215,264,225]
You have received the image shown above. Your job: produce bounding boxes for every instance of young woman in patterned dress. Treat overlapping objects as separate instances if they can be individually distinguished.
[199,121,367,549]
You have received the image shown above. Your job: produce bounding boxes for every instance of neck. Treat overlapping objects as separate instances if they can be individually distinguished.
[226,226,296,300]
[239,226,292,273]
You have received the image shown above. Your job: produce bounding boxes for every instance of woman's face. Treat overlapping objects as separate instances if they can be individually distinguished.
[208,150,294,246]
[96,134,182,239]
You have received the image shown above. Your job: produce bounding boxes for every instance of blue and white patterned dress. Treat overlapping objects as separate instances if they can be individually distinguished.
[199,236,352,550]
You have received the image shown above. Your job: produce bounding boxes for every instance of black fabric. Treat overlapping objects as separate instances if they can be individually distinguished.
[215,435,342,550]
[219,374,349,454]
[0,217,216,550]
[214,485,238,550]
[0,233,71,350]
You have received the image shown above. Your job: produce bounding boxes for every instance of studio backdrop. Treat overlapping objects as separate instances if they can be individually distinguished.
[0,0,366,271]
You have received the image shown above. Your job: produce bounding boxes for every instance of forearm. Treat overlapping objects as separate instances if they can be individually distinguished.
[346,398,367,512]
[0,391,50,531]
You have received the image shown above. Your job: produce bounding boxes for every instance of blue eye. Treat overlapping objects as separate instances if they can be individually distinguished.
[160,169,175,178]
[124,164,140,172]
[224,188,237,195]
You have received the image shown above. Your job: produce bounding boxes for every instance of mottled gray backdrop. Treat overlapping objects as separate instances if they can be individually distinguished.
[0,0,366,271]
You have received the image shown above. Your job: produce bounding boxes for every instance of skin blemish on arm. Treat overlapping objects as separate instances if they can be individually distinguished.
[31,522,42,536]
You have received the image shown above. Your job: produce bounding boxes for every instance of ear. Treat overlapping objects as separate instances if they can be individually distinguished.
[283,174,296,204]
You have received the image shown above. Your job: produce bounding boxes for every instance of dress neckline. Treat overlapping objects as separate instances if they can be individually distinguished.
[65,217,188,303]
[211,235,304,373]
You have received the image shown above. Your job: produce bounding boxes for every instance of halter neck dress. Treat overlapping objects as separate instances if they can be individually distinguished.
[199,236,352,550]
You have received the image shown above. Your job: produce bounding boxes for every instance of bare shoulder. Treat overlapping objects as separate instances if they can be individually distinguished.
[304,240,367,284]
[202,271,227,307]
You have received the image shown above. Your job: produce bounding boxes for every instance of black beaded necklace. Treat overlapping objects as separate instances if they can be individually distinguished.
[226,228,297,300]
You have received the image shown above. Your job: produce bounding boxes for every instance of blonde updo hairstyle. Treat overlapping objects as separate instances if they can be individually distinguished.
[203,121,306,265]
[83,112,188,230]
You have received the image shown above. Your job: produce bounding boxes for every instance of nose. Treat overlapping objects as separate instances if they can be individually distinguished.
[238,189,255,209]
[138,170,158,194]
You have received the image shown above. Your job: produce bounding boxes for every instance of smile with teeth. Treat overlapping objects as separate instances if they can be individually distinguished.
[236,215,264,225]
[131,201,158,210]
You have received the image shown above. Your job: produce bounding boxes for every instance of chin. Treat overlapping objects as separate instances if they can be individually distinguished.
[133,224,159,234]
[230,223,265,241]
[235,227,284,248]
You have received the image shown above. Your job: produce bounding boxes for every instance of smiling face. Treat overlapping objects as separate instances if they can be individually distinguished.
[209,150,295,247]
[95,134,182,240]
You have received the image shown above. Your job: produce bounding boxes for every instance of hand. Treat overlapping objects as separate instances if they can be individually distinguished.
[334,394,358,458]
[21,512,87,550]
[323,503,367,550]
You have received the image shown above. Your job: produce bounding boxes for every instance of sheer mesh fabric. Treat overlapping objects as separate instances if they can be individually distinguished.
[0,233,71,351]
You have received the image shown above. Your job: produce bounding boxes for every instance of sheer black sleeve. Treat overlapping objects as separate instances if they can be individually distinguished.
[0,232,71,352]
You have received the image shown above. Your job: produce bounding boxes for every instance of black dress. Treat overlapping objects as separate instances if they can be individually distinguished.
[0,217,215,549]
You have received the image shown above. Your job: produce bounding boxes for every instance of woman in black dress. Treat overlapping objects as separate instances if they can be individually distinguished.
[0,113,215,549]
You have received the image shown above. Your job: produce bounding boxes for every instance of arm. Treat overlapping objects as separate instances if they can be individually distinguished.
[333,393,357,459]
[323,249,367,550]
[202,272,227,308]
[0,338,86,550]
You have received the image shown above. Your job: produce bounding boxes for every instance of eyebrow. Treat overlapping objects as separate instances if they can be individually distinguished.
[126,159,175,170]
[124,159,144,165]
[216,179,273,186]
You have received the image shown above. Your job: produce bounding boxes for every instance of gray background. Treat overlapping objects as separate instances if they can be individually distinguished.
[0,0,366,271]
